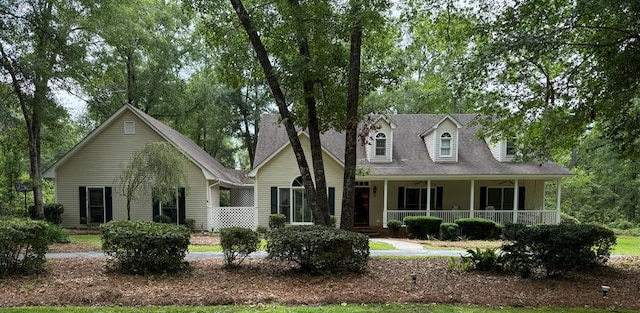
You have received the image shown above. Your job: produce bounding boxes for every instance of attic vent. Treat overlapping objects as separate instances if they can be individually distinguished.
[124,121,135,134]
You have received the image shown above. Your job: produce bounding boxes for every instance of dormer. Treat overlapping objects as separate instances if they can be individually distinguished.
[365,114,396,163]
[420,115,462,163]
[485,136,517,162]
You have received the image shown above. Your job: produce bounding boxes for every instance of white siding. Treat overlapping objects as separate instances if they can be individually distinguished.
[485,138,501,161]
[434,119,458,163]
[55,110,209,228]
[368,121,393,163]
[423,132,436,162]
[255,135,344,227]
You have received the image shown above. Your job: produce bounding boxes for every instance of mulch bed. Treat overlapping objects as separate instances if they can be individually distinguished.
[1,256,639,309]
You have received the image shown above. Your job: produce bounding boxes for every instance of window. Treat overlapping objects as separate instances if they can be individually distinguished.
[403,187,436,210]
[152,188,185,225]
[440,132,452,156]
[487,187,514,210]
[160,196,179,224]
[124,121,136,134]
[506,138,517,156]
[278,176,312,224]
[375,133,386,156]
[87,188,105,223]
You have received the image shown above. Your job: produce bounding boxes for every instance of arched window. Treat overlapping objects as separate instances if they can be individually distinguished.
[375,133,386,156]
[440,132,452,156]
[290,176,311,223]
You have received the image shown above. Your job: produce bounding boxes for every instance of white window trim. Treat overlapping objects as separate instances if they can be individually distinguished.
[374,133,387,157]
[440,132,452,157]
[486,186,515,210]
[158,190,181,225]
[403,187,437,210]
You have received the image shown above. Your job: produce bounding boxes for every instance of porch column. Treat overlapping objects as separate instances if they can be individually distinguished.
[426,180,431,216]
[513,179,519,223]
[469,180,475,218]
[556,180,562,225]
[383,179,388,227]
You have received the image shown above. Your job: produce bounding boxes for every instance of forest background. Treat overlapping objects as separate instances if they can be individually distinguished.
[1,0,638,231]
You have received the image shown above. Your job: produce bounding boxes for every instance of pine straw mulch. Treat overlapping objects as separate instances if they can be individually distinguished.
[1,254,640,309]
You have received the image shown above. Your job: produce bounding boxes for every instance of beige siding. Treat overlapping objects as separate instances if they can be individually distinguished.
[434,119,458,163]
[255,135,344,227]
[55,110,209,228]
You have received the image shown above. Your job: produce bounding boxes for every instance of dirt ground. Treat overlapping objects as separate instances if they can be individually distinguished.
[3,235,640,309]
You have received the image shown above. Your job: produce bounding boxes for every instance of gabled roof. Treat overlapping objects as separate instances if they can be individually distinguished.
[252,113,573,178]
[420,114,463,137]
[44,104,251,186]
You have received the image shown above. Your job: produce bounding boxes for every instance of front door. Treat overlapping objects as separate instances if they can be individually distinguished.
[354,187,370,226]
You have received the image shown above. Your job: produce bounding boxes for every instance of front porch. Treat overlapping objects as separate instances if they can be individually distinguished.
[386,209,558,226]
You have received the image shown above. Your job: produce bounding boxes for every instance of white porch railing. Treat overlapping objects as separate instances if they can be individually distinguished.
[386,210,558,226]
[208,206,258,232]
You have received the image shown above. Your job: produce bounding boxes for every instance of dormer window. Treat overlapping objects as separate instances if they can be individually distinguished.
[506,138,517,156]
[375,133,386,156]
[440,132,452,156]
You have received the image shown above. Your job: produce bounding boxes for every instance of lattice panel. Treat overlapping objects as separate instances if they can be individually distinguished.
[230,188,254,207]
[209,206,257,232]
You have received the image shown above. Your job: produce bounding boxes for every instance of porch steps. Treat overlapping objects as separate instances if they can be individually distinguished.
[353,226,383,238]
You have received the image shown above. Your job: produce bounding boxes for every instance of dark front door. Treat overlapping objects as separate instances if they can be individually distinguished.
[354,187,370,226]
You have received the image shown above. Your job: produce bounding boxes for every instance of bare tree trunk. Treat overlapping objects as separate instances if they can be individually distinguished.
[340,0,363,231]
[230,0,319,216]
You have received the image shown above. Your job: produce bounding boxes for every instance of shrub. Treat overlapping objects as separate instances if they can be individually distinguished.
[439,222,460,241]
[501,223,616,278]
[28,203,64,225]
[153,214,172,224]
[560,212,581,225]
[461,247,503,272]
[0,218,50,276]
[184,218,196,232]
[387,220,402,237]
[268,214,286,229]
[455,218,500,240]
[220,227,260,267]
[256,226,268,237]
[403,216,442,239]
[101,221,191,274]
[267,225,369,275]
[46,223,70,243]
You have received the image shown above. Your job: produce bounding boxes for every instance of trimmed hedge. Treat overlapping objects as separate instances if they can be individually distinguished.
[28,203,64,225]
[269,214,286,229]
[267,225,369,275]
[403,216,442,239]
[439,222,460,241]
[101,221,191,274]
[387,220,402,237]
[0,218,50,276]
[501,223,616,278]
[454,218,500,240]
[220,227,259,267]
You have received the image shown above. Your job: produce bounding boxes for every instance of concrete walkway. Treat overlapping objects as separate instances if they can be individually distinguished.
[370,238,425,250]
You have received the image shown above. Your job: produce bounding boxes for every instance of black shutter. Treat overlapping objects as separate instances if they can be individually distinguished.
[436,187,443,210]
[518,186,525,209]
[397,187,405,209]
[105,187,113,222]
[328,187,335,216]
[480,187,487,210]
[152,192,160,220]
[178,188,186,224]
[270,187,278,214]
[79,186,86,224]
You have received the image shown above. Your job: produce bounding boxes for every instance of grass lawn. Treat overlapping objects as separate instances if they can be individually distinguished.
[612,235,640,256]
[68,235,396,252]
[0,304,633,313]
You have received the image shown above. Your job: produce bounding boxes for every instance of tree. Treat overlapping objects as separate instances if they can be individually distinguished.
[0,0,87,219]
[465,0,640,161]
[117,142,189,221]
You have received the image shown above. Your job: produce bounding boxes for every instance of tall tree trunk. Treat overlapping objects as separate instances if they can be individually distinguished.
[340,0,363,231]
[229,0,319,216]
[126,52,136,106]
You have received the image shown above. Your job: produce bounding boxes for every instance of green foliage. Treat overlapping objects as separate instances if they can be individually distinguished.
[447,256,473,273]
[454,218,501,240]
[184,219,196,232]
[403,216,442,239]
[28,203,64,225]
[266,225,369,275]
[220,227,259,268]
[153,214,172,224]
[256,226,268,237]
[387,219,402,237]
[268,214,286,229]
[46,223,70,244]
[0,218,50,276]
[100,221,191,274]
[501,223,616,278]
[461,247,503,272]
[439,223,460,241]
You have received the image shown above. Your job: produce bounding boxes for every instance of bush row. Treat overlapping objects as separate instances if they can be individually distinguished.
[389,217,502,240]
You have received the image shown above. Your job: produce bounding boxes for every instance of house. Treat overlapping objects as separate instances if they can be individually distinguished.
[44,104,254,230]
[249,113,572,228]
